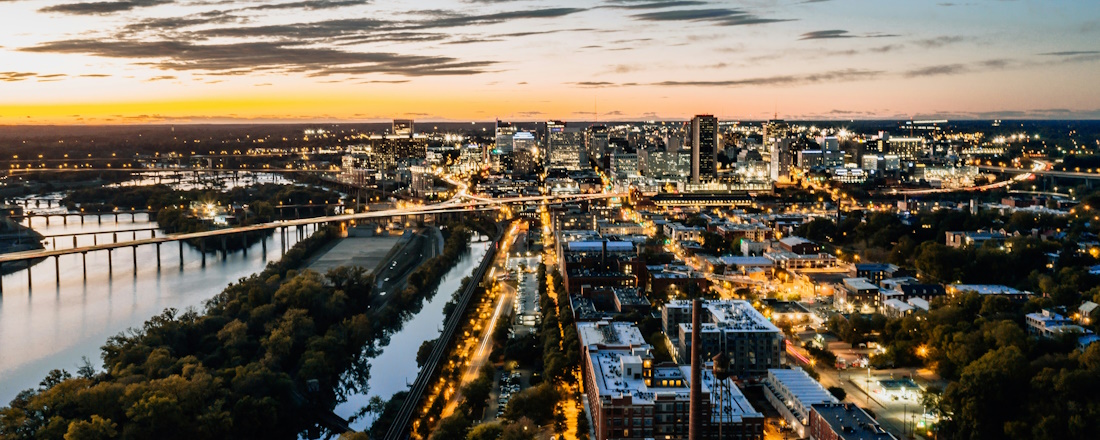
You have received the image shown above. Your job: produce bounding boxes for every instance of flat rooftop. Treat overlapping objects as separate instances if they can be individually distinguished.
[811,403,897,440]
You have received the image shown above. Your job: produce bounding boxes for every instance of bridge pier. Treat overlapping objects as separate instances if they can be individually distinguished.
[98,215,102,225]
[220,237,227,261]
[63,216,67,225]
[240,234,248,255]
[0,263,4,294]
[26,259,32,290]
[81,215,84,225]
[54,255,60,286]
[73,236,77,248]
[45,216,49,226]
[261,236,267,254]
[179,241,184,268]
[132,246,137,274]
[112,233,117,244]
[107,249,113,276]
[201,240,207,266]
[93,235,97,246]
[82,252,87,280]
[52,237,57,250]
[156,243,161,269]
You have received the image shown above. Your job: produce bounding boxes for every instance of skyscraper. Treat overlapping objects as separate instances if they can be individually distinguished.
[495,120,516,155]
[586,125,609,169]
[547,120,586,170]
[690,115,718,184]
[512,131,538,175]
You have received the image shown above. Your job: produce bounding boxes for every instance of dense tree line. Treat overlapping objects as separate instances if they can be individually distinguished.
[63,183,337,215]
[829,291,1100,440]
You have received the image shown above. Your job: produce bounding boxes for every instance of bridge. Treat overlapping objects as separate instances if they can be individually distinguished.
[978,164,1100,186]
[0,192,623,292]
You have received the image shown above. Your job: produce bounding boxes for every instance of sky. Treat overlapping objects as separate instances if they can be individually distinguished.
[0,0,1098,124]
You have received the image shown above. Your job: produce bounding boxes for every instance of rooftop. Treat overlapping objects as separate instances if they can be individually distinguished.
[577,321,648,348]
[811,403,898,440]
[949,284,1031,296]
[667,299,780,333]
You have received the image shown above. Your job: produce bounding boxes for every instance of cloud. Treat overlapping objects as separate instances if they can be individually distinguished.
[604,1,710,10]
[630,8,793,26]
[22,39,496,77]
[39,0,173,15]
[650,69,883,87]
[903,59,1014,77]
[1040,50,1100,56]
[800,29,899,40]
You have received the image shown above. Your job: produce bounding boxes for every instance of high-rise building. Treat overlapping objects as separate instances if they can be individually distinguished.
[547,120,586,170]
[770,138,794,182]
[495,120,516,154]
[493,120,517,170]
[393,119,414,138]
[586,125,610,168]
[690,115,719,184]
[512,131,539,175]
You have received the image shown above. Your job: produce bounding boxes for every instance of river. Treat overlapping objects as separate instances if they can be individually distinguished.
[334,240,490,431]
[0,212,311,403]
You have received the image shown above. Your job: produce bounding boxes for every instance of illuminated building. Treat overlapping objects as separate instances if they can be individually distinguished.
[662,300,784,377]
[690,115,718,184]
[547,120,586,171]
[578,321,764,440]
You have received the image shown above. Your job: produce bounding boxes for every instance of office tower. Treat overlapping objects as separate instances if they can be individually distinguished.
[762,119,790,162]
[547,120,586,170]
[586,125,609,168]
[690,115,718,184]
[495,120,516,154]
[512,131,538,175]
[770,138,793,182]
[393,119,414,138]
[493,120,517,170]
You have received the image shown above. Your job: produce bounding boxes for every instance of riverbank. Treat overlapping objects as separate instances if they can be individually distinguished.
[0,226,357,439]
[0,218,44,275]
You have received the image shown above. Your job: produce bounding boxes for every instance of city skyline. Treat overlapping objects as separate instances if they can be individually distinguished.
[1,0,1099,124]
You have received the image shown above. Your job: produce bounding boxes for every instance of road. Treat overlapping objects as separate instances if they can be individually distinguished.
[438,223,522,420]
[786,341,930,439]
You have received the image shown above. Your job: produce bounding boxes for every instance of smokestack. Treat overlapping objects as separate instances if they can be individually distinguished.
[689,298,702,440]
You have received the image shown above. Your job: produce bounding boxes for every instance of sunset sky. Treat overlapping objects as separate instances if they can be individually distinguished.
[1,0,1098,124]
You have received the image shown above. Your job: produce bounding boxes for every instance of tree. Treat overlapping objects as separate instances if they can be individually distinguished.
[502,384,560,425]
[466,422,504,440]
[431,413,472,440]
[942,345,1029,439]
[417,339,436,368]
[827,386,847,401]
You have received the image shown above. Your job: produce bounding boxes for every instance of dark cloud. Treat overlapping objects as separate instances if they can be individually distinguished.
[801,30,899,40]
[1040,50,1100,56]
[903,64,968,77]
[21,39,496,77]
[604,1,710,10]
[630,8,793,26]
[242,0,369,11]
[800,29,851,40]
[39,0,173,15]
[0,72,39,82]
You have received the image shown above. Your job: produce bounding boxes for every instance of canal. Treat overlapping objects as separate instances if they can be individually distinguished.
[334,240,491,431]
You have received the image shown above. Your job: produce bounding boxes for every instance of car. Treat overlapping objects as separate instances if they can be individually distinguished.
[384,277,391,282]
